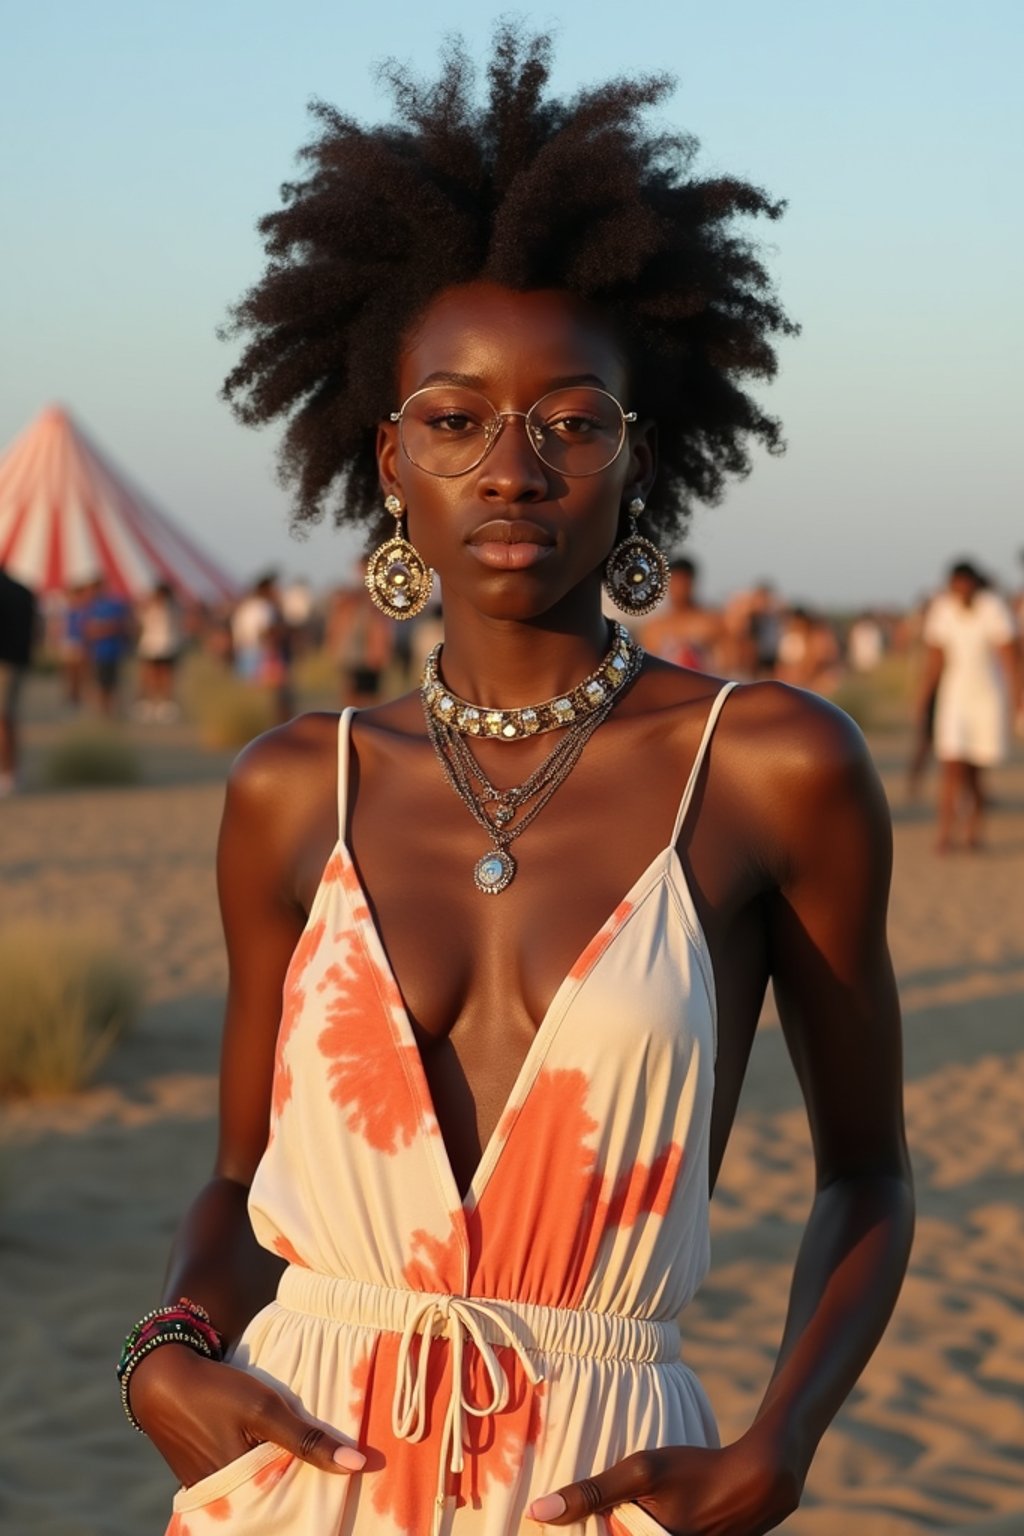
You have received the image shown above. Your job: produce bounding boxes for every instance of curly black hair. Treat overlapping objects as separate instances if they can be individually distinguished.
[222,24,797,545]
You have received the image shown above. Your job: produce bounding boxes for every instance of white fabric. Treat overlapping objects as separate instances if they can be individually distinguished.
[925,591,1015,765]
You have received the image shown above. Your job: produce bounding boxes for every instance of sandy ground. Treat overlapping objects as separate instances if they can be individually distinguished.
[1,682,1022,1535]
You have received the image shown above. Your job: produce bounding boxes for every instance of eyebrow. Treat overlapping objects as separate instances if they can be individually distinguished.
[415,370,611,392]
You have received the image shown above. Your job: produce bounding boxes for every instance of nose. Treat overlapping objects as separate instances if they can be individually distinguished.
[475,413,550,502]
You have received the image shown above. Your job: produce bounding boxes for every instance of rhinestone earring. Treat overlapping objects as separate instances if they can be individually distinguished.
[365,494,434,619]
[602,496,669,616]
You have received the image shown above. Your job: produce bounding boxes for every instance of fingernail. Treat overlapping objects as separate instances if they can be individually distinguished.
[333,1445,366,1470]
[528,1493,566,1521]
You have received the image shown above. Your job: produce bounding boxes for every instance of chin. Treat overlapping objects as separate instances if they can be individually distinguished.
[451,573,601,625]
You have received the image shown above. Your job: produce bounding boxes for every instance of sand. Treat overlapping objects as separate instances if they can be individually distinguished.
[2,692,1022,1535]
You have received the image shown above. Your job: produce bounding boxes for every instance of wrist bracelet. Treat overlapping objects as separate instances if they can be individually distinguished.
[117,1298,225,1434]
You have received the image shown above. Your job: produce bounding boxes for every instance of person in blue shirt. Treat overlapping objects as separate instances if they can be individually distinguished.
[82,576,133,716]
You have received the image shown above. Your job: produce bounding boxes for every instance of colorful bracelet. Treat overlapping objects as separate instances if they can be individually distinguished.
[117,1298,225,1434]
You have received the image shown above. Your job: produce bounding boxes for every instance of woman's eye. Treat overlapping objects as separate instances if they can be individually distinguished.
[549,414,598,436]
[425,412,479,433]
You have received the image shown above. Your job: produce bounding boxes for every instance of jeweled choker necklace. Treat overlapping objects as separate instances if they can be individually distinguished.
[419,623,645,893]
[421,622,639,740]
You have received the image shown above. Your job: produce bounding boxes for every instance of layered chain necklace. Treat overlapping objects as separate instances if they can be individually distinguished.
[420,623,644,894]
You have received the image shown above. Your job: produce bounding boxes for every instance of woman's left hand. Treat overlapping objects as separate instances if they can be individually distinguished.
[526,1434,802,1535]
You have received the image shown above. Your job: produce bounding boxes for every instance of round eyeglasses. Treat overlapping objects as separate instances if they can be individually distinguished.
[389,386,637,478]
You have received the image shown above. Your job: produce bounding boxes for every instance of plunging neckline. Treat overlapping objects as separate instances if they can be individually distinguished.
[335,833,686,1218]
[328,687,733,1229]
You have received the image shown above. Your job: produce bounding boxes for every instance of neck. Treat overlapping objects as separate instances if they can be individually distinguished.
[431,588,615,708]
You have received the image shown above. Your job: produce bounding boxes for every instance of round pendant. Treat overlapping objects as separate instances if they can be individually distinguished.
[473,848,516,895]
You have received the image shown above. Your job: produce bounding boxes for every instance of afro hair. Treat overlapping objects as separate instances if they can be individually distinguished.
[222,24,798,544]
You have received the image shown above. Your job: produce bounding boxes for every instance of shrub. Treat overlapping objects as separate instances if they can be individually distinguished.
[181,654,275,749]
[43,724,143,786]
[832,654,913,734]
[0,924,142,1096]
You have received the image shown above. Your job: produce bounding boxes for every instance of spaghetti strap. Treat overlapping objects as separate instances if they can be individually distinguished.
[670,681,739,845]
[337,707,356,842]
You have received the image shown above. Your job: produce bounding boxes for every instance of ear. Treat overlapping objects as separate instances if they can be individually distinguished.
[626,418,658,503]
[376,418,403,503]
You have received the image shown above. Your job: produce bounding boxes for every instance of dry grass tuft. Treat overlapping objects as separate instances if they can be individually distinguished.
[0,924,142,1096]
[181,655,276,749]
[43,724,143,787]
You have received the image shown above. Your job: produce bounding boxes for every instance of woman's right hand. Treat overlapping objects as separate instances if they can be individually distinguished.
[127,1345,366,1488]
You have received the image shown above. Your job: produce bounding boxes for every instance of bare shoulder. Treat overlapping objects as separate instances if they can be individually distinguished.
[715,680,891,886]
[224,711,341,833]
[724,678,871,771]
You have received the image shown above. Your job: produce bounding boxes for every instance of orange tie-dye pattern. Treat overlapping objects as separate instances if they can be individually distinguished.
[253,1454,295,1490]
[347,1331,544,1535]
[358,1331,453,1536]
[321,850,345,884]
[601,1141,684,1228]
[165,1516,190,1536]
[568,899,634,981]
[349,1344,375,1425]
[474,1069,683,1306]
[472,1068,600,1302]
[457,1363,545,1509]
[272,1233,309,1268]
[335,847,374,923]
[401,1216,466,1293]
[271,919,326,1126]
[316,940,423,1154]
[203,1497,232,1521]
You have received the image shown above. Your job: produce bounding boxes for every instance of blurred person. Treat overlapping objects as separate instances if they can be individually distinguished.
[281,576,316,657]
[82,576,133,716]
[641,556,723,670]
[775,607,842,694]
[59,580,91,707]
[233,573,294,724]
[847,611,885,673]
[231,572,279,681]
[326,563,395,706]
[919,560,1019,853]
[0,565,37,795]
[905,593,938,797]
[720,580,779,678]
[135,580,184,721]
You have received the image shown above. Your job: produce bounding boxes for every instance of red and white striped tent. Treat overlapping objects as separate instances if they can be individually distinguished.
[0,404,237,604]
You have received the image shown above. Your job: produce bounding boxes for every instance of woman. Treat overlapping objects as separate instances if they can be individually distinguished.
[919,560,1018,853]
[122,31,913,1536]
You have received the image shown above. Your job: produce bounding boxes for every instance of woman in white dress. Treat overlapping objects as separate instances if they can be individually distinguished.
[920,560,1019,852]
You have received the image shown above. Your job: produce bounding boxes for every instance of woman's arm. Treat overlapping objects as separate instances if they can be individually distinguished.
[744,706,913,1482]
[530,697,914,1535]
[127,726,365,1486]
[915,642,944,720]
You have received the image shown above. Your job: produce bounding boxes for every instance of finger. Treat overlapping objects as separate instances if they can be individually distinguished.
[253,1394,366,1474]
[527,1451,658,1524]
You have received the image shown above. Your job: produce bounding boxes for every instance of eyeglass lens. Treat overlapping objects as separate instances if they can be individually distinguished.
[398,387,629,477]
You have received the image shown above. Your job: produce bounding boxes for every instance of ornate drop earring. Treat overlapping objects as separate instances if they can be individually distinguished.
[365,494,434,619]
[602,497,669,616]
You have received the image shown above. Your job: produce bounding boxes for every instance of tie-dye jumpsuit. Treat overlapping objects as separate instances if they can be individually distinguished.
[168,684,736,1536]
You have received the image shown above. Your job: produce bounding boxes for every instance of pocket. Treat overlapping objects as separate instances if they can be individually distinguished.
[172,1443,295,1514]
[608,1502,673,1536]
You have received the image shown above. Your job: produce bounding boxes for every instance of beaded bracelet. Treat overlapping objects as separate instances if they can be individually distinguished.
[117,1298,225,1434]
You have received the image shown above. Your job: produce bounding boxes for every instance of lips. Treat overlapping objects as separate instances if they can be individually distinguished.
[466,519,555,547]
[465,518,557,572]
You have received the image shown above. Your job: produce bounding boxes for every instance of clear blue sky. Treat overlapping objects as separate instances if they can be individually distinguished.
[2,0,1021,606]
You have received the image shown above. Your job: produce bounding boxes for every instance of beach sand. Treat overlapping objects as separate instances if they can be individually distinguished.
[1,693,1022,1535]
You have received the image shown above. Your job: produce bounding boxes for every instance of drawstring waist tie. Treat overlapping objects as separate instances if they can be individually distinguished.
[276,1268,681,1536]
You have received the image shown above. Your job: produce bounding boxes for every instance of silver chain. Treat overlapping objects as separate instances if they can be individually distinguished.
[421,642,644,854]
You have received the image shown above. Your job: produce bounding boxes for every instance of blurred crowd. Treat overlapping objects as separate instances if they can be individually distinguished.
[2,553,1022,843]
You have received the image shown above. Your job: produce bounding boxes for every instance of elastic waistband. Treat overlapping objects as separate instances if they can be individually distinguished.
[276,1267,681,1365]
